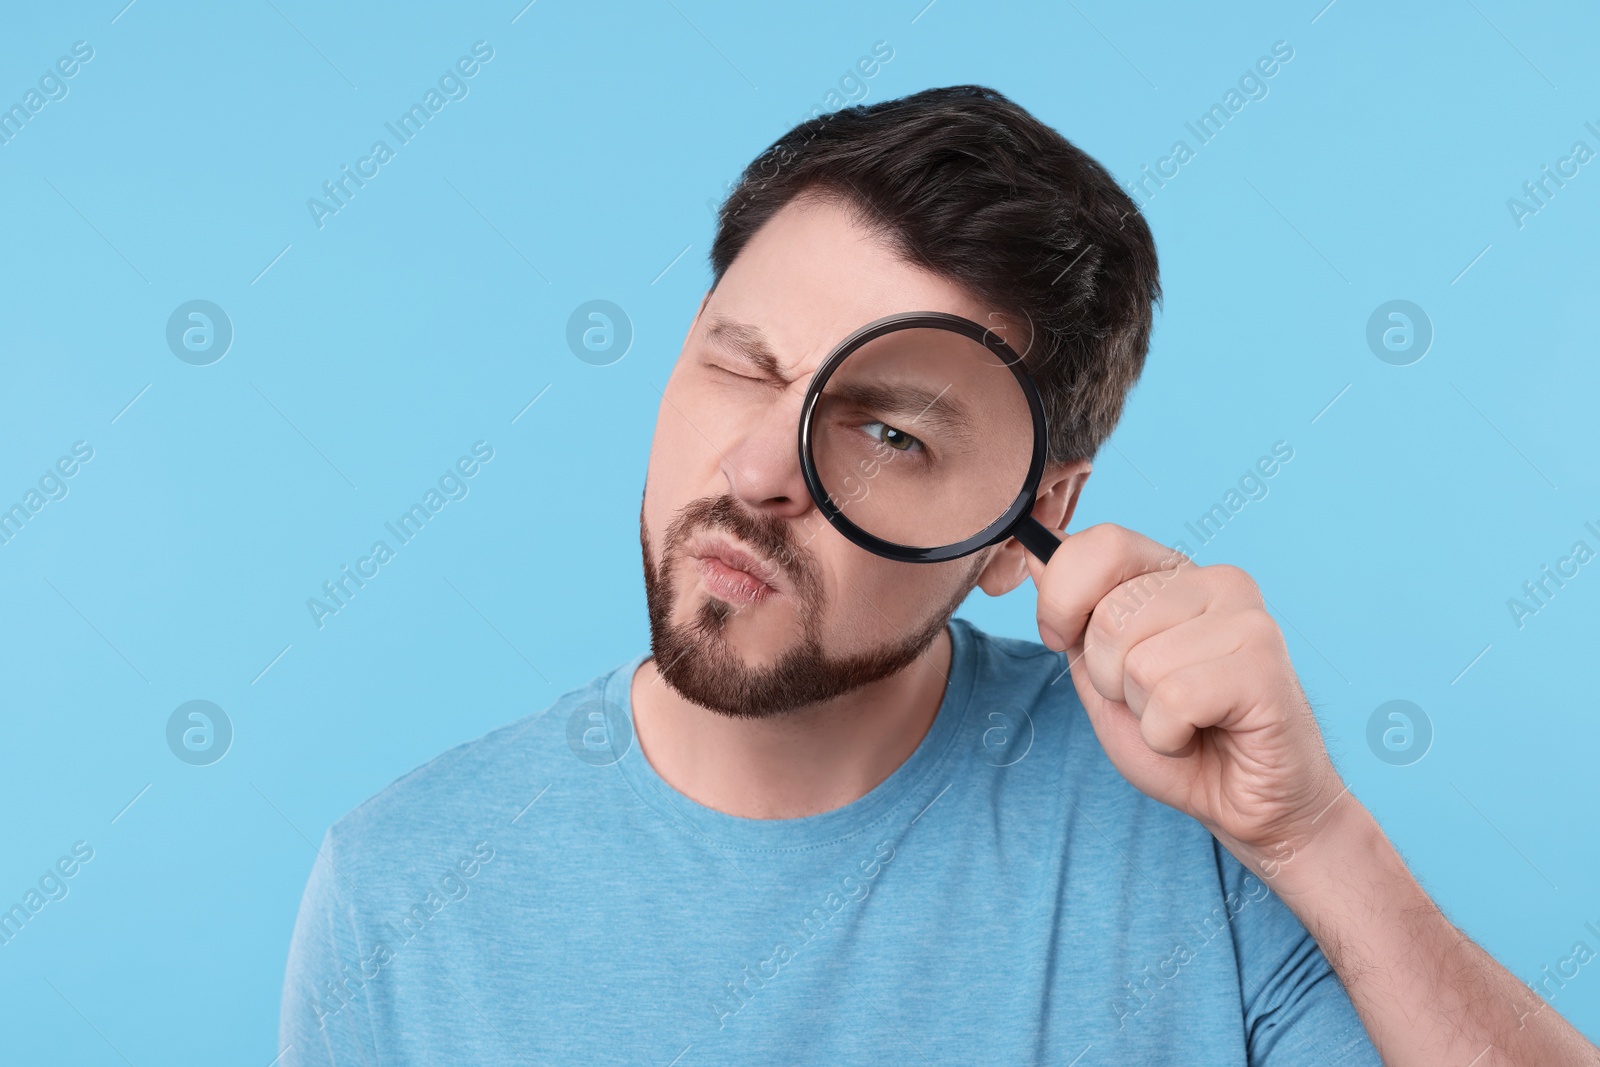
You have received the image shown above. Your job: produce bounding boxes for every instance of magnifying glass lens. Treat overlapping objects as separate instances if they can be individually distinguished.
[809,326,1036,552]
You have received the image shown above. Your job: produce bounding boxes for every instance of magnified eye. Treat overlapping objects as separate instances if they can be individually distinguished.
[862,420,924,453]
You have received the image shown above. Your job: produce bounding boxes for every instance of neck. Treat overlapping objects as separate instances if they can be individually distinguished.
[628,625,954,819]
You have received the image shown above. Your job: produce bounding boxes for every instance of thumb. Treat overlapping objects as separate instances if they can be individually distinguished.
[1024,546,1046,588]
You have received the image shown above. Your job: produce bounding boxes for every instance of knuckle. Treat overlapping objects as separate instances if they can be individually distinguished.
[1084,522,1132,556]
[1123,641,1161,693]
[1148,672,1192,714]
[1239,607,1282,647]
[1086,600,1125,650]
[1206,563,1260,599]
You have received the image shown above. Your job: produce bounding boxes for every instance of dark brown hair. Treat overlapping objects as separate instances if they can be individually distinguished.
[708,84,1161,465]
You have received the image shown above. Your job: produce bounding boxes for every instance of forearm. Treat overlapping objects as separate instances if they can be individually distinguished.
[1247,795,1600,1067]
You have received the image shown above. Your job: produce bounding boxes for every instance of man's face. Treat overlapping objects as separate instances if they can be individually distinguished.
[639,194,1018,718]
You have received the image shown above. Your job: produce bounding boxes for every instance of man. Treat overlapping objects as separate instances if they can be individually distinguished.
[279,86,1598,1065]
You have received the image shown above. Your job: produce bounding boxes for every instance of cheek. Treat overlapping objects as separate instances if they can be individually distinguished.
[651,366,764,468]
[651,381,709,464]
[815,550,962,645]
[645,386,718,504]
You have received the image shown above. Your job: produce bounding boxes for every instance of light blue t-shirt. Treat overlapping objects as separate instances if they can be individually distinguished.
[280,618,1381,1066]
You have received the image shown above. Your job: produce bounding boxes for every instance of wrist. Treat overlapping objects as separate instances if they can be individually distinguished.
[1231,787,1381,901]
[1246,789,1425,928]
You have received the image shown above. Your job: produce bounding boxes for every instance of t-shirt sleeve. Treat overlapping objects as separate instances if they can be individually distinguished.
[1213,838,1383,1067]
[278,828,382,1067]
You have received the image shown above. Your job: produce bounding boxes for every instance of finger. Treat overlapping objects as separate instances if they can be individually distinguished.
[1061,633,1197,788]
[1139,651,1268,757]
[1080,569,1209,705]
[1023,524,1190,652]
[1113,610,1254,716]
[1081,562,1266,704]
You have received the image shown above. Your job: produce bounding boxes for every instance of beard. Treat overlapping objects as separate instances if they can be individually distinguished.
[640,493,983,719]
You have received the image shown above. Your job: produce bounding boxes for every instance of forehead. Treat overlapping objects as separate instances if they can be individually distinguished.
[696,195,1021,381]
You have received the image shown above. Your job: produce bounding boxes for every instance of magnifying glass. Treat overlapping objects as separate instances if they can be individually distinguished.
[798,311,1064,565]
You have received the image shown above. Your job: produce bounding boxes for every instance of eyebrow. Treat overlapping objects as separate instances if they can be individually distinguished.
[702,317,792,384]
[703,316,971,438]
[827,379,972,439]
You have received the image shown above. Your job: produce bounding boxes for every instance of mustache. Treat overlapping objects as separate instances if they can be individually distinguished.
[663,495,822,601]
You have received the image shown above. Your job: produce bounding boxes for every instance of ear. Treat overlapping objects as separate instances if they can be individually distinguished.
[974,459,1092,597]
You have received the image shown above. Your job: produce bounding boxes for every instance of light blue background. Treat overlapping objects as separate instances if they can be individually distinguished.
[2,0,1596,1060]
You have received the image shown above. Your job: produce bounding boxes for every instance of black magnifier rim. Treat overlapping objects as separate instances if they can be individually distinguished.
[798,310,1049,564]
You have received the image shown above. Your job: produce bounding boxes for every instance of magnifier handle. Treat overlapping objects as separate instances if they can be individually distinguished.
[1015,515,1062,563]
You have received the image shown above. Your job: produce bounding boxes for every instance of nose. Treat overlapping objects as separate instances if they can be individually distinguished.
[720,396,814,520]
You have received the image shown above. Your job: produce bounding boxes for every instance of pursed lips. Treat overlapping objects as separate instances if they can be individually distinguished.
[686,536,785,601]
